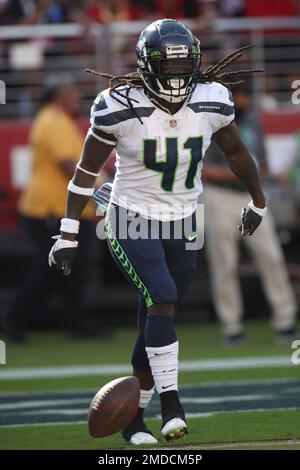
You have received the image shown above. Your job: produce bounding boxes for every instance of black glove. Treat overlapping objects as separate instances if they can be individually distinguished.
[48,236,78,276]
[238,207,263,236]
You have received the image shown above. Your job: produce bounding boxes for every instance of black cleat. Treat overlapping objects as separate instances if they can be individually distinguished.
[160,390,188,441]
[122,408,158,445]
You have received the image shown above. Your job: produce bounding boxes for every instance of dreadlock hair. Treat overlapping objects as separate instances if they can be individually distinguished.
[85,45,263,124]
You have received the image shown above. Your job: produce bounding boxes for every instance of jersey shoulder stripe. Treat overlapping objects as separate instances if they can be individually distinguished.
[189,82,234,116]
[93,106,155,127]
[190,82,235,133]
[91,87,155,129]
[93,93,109,112]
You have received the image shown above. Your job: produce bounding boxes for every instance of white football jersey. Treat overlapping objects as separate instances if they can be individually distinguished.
[90,82,235,221]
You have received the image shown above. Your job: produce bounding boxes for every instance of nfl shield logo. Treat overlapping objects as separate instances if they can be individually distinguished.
[169,119,177,128]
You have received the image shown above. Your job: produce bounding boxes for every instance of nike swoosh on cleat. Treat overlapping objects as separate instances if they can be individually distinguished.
[187,233,197,242]
[162,384,175,389]
[162,369,176,373]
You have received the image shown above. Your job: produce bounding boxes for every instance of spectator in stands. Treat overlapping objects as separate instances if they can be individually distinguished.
[150,0,197,19]
[141,0,215,22]
[0,0,68,25]
[193,0,218,34]
[124,1,218,33]
[218,0,246,17]
[83,0,212,23]
[202,85,298,345]
[84,0,142,23]
[4,78,102,342]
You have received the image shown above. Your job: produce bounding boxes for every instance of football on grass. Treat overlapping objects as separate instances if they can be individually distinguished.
[88,376,140,438]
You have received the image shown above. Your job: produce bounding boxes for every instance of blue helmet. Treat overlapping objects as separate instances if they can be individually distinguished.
[136,19,201,103]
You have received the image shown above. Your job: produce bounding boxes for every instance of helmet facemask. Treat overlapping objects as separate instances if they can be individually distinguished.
[139,44,201,103]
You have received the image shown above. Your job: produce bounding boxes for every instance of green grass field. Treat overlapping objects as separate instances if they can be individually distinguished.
[0,320,300,450]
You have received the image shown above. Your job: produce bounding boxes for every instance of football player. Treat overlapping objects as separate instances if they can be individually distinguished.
[49,19,267,445]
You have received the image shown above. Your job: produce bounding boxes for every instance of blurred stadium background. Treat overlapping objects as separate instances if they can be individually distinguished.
[0,0,300,450]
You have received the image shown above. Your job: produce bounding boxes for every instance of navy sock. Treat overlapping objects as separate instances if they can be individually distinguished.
[144,315,177,348]
[131,333,151,372]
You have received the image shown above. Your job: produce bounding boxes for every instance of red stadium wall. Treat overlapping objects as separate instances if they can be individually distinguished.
[0,113,300,229]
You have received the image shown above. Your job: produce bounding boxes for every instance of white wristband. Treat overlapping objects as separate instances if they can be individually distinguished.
[68,180,94,196]
[248,200,267,217]
[60,218,80,234]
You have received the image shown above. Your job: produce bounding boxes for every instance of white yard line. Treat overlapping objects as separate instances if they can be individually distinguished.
[0,356,293,380]
[181,394,275,404]
[0,398,89,411]
[199,439,300,449]
[0,420,87,428]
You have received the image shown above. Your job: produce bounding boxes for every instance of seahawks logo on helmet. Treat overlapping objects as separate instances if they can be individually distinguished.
[136,19,202,103]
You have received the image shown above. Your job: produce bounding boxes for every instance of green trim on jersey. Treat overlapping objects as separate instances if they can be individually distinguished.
[165,136,179,193]
[106,221,154,308]
[183,136,204,190]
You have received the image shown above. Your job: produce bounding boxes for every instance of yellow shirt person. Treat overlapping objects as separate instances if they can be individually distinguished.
[6,83,102,343]
[19,103,94,220]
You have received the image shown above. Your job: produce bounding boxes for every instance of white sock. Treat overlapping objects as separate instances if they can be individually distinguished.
[145,341,178,395]
[139,387,155,409]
